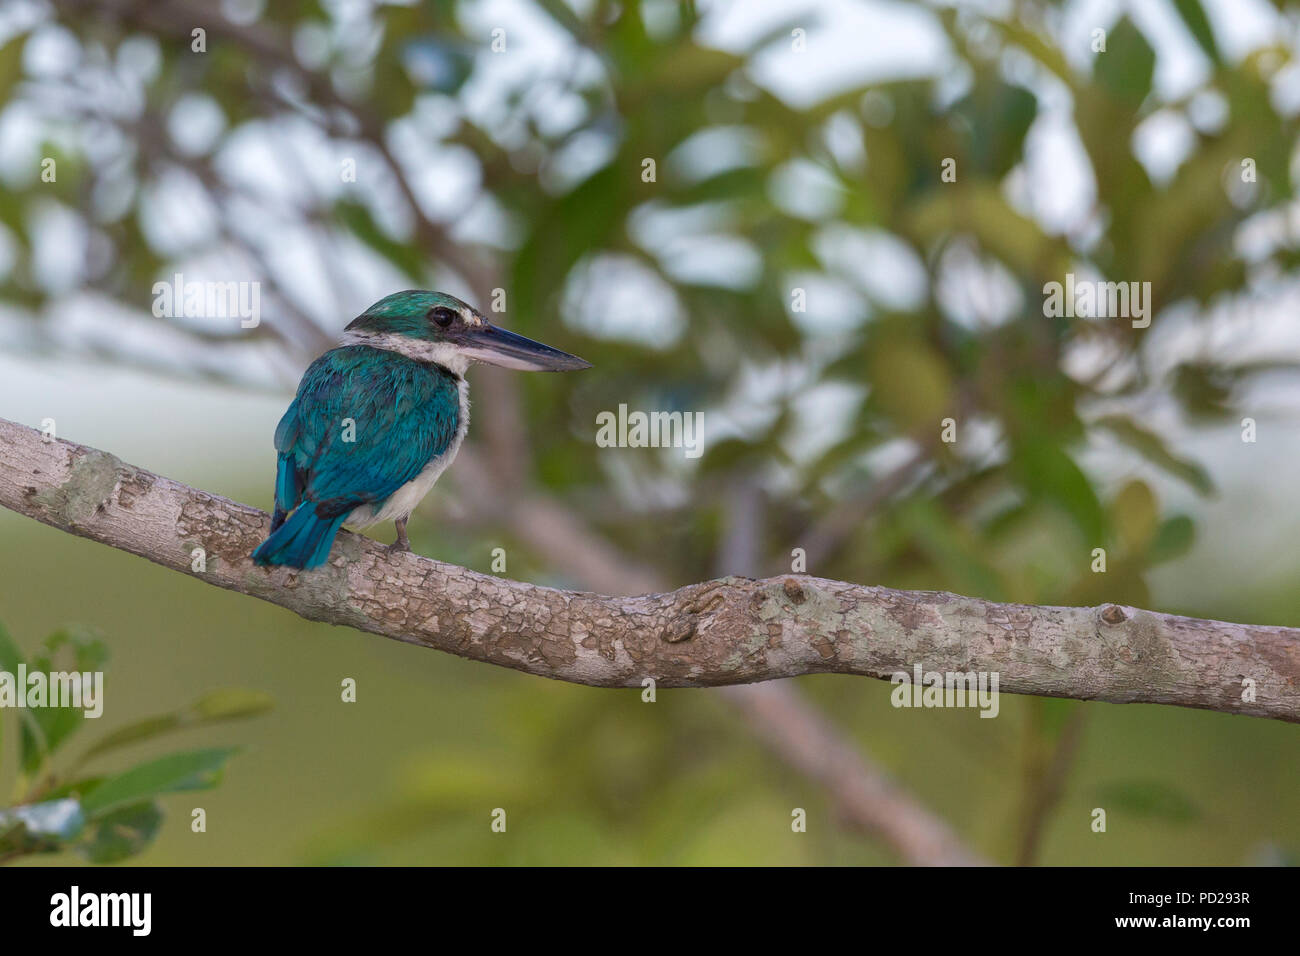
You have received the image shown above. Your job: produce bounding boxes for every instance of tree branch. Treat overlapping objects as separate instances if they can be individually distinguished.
[2,416,1297,723]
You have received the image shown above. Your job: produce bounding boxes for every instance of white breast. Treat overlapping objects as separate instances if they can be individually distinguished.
[344,376,470,530]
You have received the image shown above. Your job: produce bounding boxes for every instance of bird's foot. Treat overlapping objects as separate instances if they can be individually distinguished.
[389,518,411,554]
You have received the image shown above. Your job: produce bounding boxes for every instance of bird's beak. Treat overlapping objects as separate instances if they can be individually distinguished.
[460,322,592,372]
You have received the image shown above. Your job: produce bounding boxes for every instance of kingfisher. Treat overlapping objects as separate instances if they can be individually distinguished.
[251,290,590,569]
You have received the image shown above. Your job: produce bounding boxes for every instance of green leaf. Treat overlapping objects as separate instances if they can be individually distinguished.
[192,688,275,720]
[77,688,272,765]
[865,337,953,431]
[698,436,757,472]
[1013,441,1108,546]
[512,163,627,321]
[952,77,1037,179]
[20,720,42,777]
[1095,18,1154,109]
[1097,780,1201,824]
[20,627,109,774]
[1172,0,1221,65]
[982,15,1072,86]
[77,715,182,764]
[0,33,26,108]
[0,624,59,778]
[533,0,587,38]
[1170,362,1234,420]
[1112,479,1158,554]
[38,776,105,802]
[1093,416,1215,495]
[1148,514,1196,564]
[0,621,21,671]
[81,747,238,816]
[76,801,163,864]
[0,620,23,768]
[907,184,1063,278]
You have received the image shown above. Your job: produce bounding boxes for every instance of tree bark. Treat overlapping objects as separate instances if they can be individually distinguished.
[1,417,1296,723]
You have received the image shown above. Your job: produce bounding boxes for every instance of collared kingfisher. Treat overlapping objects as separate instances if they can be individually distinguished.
[251,290,590,569]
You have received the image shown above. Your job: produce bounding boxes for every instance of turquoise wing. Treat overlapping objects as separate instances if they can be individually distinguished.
[272,346,461,521]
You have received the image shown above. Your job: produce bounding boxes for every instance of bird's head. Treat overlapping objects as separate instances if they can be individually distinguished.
[342,290,591,375]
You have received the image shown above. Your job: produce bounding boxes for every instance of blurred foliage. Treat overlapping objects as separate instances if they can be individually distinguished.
[2,0,1294,604]
[0,621,269,864]
[0,0,1297,863]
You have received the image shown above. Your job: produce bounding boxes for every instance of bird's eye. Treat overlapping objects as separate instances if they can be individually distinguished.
[429,306,457,328]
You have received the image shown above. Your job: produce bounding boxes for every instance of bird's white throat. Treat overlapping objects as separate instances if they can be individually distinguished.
[341,329,471,376]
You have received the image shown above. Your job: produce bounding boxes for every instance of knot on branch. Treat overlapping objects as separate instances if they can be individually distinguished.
[661,581,729,643]
[1099,604,1131,626]
[783,577,807,604]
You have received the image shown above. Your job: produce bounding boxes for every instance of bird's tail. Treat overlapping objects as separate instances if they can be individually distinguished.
[252,504,347,569]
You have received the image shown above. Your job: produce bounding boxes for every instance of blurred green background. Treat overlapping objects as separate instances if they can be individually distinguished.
[1,0,1299,864]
